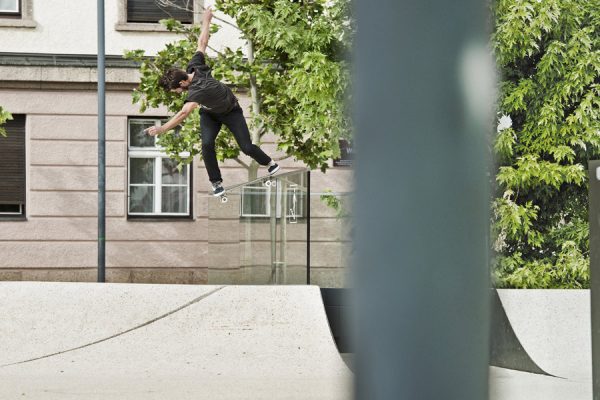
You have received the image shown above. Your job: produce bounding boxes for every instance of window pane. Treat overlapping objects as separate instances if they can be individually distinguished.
[127,0,193,23]
[242,187,268,216]
[130,186,154,213]
[162,159,187,185]
[161,186,188,213]
[130,158,154,184]
[129,120,156,148]
[0,0,19,12]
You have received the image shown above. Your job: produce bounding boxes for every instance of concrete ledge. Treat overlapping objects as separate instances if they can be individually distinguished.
[0,65,140,84]
[115,22,183,32]
[0,19,37,28]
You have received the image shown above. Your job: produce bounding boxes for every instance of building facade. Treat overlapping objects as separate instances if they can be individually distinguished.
[0,0,352,287]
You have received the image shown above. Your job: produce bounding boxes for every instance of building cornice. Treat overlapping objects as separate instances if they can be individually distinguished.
[0,52,142,68]
[0,52,247,92]
[0,53,143,89]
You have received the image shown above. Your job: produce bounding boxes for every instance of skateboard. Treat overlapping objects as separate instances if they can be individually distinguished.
[217,172,280,204]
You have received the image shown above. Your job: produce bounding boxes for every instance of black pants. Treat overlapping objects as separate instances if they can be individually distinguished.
[200,104,272,183]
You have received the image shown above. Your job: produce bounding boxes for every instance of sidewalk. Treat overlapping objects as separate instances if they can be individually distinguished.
[490,367,591,400]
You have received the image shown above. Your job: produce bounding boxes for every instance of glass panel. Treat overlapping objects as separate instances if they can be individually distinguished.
[207,170,310,285]
[161,186,188,214]
[130,158,154,184]
[129,120,156,148]
[162,159,187,185]
[129,186,154,213]
[0,0,19,12]
[309,191,353,288]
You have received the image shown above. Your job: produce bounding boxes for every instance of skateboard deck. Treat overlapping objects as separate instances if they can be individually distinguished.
[215,168,307,204]
[217,173,278,203]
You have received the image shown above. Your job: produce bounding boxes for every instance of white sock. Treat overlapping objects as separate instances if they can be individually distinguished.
[269,160,276,166]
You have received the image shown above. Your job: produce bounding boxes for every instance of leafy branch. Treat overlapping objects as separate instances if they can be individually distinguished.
[0,106,12,137]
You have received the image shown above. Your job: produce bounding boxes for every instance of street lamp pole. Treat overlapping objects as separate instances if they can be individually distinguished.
[97,0,106,283]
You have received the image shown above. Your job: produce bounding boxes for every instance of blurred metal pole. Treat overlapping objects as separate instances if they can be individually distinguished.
[353,1,493,399]
[97,0,106,283]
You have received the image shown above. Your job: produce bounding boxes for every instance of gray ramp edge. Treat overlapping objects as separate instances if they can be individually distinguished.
[0,282,352,400]
[497,289,592,382]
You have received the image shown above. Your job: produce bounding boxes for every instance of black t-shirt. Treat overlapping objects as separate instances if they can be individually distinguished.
[185,52,237,114]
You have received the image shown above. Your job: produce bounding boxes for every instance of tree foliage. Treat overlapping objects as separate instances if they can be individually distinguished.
[491,0,600,288]
[0,106,12,137]
[124,0,353,175]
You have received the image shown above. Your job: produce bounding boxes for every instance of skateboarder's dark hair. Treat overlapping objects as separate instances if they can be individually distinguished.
[159,68,188,91]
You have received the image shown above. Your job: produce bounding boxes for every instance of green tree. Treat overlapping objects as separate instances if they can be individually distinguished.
[0,106,12,137]
[125,0,352,178]
[491,0,600,288]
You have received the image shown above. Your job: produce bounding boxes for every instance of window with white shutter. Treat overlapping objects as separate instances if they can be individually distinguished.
[0,114,26,218]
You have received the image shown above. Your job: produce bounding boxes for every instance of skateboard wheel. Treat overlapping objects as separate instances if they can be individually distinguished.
[265,180,272,187]
[220,196,228,203]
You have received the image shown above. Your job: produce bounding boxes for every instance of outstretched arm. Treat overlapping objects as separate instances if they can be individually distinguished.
[197,7,213,54]
[144,101,199,137]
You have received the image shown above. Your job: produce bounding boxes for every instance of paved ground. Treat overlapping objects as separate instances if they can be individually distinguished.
[342,357,591,400]
[2,283,593,399]
[489,367,591,400]
[0,282,352,400]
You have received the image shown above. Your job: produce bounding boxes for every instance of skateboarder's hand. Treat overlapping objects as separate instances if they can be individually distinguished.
[144,126,162,137]
[203,4,213,19]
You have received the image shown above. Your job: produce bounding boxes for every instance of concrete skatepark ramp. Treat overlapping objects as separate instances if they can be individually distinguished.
[490,289,592,400]
[494,289,592,382]
[0,282,352,400]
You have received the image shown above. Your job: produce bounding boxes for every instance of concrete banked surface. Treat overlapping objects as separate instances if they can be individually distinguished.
[0,282,352,400]
[497,289,592,382]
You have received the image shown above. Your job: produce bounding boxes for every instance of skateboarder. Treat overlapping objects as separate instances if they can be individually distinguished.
[145,6,279,197]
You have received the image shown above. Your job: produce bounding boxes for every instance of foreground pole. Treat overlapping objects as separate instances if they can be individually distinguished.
[353,1,493,399]
[97,0,106,283]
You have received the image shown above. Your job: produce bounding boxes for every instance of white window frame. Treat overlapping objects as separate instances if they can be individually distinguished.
[240,185,271,218]
[0,0,35,28]
[128,118,191,217]
[240,182,305,220]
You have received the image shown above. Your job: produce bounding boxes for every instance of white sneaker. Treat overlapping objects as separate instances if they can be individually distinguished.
[267,163,280,175]
[212,181,225,196]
